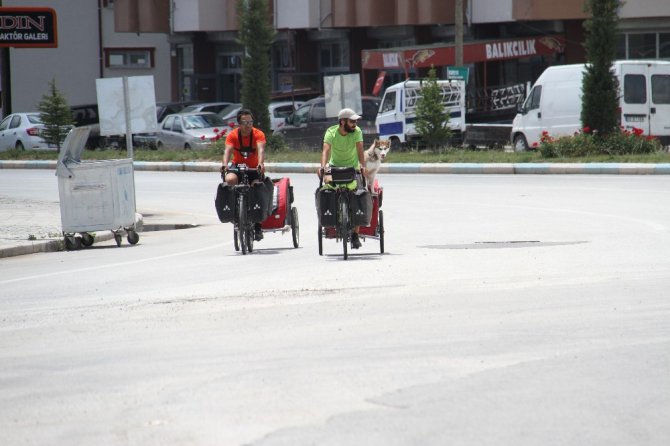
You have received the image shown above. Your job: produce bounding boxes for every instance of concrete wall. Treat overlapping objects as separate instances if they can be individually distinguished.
[5,0,172,114]
[6,0,100,112]
[100,7,172,103]
[472,0,513,24]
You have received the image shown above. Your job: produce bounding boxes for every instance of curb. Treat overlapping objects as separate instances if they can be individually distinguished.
[1,160,670,174]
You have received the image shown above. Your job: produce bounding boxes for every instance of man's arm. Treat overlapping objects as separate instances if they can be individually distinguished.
[223,144,233,166]
[321,142,331,170]
[356,140,366,172]
[257,141,266,173]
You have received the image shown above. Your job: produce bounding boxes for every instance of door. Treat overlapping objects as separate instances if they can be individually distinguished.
[620,64,650,135]
[649,65,670,139]
[376,89,403,140]
[0,115,13,150]
[514,84,543,147]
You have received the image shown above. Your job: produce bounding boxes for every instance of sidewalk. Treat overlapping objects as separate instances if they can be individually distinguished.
[2,160,670,259]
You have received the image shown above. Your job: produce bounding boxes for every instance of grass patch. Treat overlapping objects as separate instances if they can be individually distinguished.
[2,147,669,164]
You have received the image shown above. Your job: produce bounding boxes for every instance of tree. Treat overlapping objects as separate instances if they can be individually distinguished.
[415,66,452,149]
[237,0,275,134]
[581,0,621,137]
[37,78,73,152]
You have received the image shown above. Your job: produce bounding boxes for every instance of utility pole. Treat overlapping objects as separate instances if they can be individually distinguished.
[455,0,464,66]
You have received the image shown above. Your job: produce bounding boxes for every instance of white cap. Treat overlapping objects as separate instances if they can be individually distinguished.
[338,108,362,120]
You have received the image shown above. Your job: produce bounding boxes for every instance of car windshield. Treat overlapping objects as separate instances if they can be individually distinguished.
[183,114,225,129]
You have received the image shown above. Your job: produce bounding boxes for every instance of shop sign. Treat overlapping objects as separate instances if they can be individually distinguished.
[0,7,57,48]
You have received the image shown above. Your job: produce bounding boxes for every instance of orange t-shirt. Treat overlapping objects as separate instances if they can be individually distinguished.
[225,127,266,167]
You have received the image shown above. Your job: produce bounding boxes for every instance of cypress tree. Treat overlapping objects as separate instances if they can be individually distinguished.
[581,0,621,137]
[37,78,73,152]
[237,0,274,134]
[415,66,452,149]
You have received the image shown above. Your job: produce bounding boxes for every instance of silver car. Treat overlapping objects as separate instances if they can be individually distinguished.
[0,113,60,151]
[156,112,228,150]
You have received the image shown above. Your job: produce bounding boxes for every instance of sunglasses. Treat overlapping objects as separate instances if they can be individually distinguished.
[239,120,254,126]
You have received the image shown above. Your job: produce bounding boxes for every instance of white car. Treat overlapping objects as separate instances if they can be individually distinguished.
[156,112,228,150]
[218,101,304,133]
[269,101,304,132]
[0,113,61,151]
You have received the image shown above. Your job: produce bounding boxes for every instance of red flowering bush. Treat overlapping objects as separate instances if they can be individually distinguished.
[538,126,662,158]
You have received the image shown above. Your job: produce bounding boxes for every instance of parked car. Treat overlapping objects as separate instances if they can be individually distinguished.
[133,101,197,149]
[218,103,243,128]
[155,112,227,150]
[179,102,234,114]
[275,96,381,150]
[0,112,69,151]
[218,101,304,133]
[269,101,304,132]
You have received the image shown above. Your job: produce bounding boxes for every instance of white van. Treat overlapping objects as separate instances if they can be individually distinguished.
[376,79,466,149]
[511,60,670,150]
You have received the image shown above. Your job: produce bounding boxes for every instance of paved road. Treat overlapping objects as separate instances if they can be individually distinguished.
[1,170,669,445]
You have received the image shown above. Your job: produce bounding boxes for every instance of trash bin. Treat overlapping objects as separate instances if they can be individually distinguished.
[55,127,140,250]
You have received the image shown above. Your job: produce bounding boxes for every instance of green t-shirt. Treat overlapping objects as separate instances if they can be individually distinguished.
[323,124,363,168]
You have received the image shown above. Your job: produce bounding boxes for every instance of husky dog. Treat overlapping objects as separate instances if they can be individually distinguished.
[363,139,390,190]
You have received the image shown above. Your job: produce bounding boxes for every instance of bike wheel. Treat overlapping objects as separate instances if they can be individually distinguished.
[338,193,349,260]
[378,210,384,254]
[291,207,299,248]
[246,226,254,253]
[318,224,323,256]
[243,228,248,255]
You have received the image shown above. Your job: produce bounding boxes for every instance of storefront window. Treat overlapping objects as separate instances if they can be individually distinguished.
[628,33,657,59]
[660,33,670,59]
[320,42,350,72]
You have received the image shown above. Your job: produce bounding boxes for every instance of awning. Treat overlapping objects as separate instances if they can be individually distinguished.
[362,34,566,71]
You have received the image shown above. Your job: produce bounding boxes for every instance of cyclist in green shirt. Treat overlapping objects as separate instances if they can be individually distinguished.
[319,108,368,249]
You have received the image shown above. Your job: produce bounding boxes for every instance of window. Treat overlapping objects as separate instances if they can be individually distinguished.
[162,116,175,131]
[652,75,670,104]
[628,33,657,59]
[624,74,646,104]
[320,42,349,71]
[104,48,154,68]
[380,91,396,113]
[618,32,670,60]
[311,101,326,122]
[661,33,670,59]
[524,86,541,111]
[273,43,294,69]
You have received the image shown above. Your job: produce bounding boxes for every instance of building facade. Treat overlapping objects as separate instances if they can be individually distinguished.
[3,0,172,114]
[2,0,670,118]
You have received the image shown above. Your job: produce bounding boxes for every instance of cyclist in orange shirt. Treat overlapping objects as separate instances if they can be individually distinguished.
[222,108,267,240]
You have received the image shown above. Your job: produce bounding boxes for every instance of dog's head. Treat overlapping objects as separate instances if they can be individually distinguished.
[368,139,391,161]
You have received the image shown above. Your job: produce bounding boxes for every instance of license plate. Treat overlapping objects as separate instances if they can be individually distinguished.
[625,115,645,122]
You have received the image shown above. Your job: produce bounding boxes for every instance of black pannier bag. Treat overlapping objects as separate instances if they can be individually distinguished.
[249,178,273,223]
[215,183,235,223]
[329,166,356,184]
[315,187,337,227]
[351,188,372,227]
